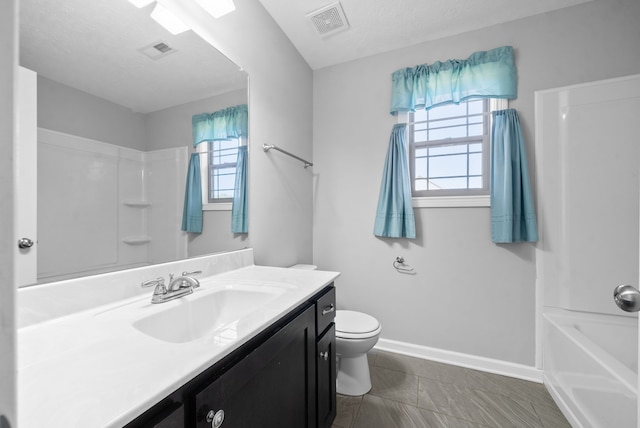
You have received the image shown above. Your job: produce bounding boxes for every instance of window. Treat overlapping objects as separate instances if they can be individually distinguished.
[201,137,244,206]
[409,99,490,198]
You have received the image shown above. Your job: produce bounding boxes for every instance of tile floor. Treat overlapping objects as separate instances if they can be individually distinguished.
[332,350,571,428]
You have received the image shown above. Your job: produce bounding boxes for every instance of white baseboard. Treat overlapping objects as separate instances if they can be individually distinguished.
[374,338,543,383]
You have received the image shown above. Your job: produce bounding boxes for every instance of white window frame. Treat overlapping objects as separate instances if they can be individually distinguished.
[399,98,507,208]
[198,136,245,211]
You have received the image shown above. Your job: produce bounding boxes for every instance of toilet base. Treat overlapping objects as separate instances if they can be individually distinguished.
[336,353,372,396]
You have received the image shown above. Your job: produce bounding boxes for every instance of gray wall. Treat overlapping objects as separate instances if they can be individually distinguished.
[145,88,247,151]
[313,0,640,366]
[144,88,250,256]
[0,0,17,424]
[37,76,147,151]
[164,0,314,267]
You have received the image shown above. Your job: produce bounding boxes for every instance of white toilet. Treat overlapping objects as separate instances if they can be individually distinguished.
[288,264,382,396]
[335,310,382,396]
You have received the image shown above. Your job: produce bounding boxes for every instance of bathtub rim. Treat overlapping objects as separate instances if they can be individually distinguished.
[543,307,638,394]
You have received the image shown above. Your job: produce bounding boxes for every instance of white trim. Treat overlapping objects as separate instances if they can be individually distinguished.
[534,89,546,371]
[203,202,232,211]
[375,338,543,383]
[412,194,490,208]
[491,98,509,111]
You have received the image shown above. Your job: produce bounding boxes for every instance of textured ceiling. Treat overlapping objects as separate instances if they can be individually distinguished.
[20,0,593,112]
[20,0,247,113]
[257,0,593,69]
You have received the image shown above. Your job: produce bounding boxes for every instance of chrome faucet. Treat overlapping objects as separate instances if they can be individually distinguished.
[141,273,200,304]
[168,273,200,292]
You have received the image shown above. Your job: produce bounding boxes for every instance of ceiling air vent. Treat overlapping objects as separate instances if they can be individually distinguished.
[138,41,177,60]
[306,2,350,38]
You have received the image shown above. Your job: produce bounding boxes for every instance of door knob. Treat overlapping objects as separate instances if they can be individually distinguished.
[613,284,640,312]
[17,238,34,249]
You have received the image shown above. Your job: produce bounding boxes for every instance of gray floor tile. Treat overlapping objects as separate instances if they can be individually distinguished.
[353,395,490,428]
[374,351,468,385]
[418,377,542,427]
[369,365,419,405]
[531,396,573,428]
[343,350,571,428]
[333,394,363,428]
[464,368,563,414]
[471,389,543,428]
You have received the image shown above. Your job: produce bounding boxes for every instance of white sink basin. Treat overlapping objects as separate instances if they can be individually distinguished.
[132,285,286,343]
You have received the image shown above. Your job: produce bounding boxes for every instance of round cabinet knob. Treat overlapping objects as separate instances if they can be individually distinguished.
[319,351,329,361]
[18,237,34,249]
[206,409,225,428]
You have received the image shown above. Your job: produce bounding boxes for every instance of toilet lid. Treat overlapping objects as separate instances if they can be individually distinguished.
[335,310,380,336]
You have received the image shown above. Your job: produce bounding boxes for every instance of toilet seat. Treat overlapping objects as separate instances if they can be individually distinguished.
[335,310,381,339]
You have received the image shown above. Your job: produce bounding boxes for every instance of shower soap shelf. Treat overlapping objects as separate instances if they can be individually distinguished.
[122,200,151,208]
[123,236,151,245]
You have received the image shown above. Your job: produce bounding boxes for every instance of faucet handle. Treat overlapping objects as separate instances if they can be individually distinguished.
[141,277,165,288]
[182,270,202,276]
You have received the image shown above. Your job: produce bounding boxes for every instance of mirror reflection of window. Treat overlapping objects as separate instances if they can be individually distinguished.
[208,136,245,202]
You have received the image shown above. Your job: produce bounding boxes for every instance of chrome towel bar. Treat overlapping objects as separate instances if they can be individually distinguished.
[263,144,313,168]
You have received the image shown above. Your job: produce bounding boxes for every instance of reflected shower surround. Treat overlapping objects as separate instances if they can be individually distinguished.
[38,129,187,282]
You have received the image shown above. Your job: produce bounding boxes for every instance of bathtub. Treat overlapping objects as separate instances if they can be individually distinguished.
[543,308,638,428]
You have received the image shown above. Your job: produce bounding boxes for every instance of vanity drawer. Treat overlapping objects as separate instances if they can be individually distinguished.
[316,286,335,335]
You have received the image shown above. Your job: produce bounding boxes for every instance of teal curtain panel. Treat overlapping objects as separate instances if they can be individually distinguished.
[181,153,203,233]
[231,145,248,234]
[374,124,416,238]
[490,109,538,243]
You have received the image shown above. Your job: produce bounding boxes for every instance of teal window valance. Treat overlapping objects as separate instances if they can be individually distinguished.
[192,104,248,146]
[390,46,516,115]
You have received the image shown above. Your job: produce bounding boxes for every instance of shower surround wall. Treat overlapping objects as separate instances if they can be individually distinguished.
[536,75,640,428]
[37,129,187,282]
[36,76,249,273]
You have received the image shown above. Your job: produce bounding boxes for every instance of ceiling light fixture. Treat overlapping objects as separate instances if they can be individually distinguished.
[150,3,190,35]
[194,0,236,19]
[128,0,155,8]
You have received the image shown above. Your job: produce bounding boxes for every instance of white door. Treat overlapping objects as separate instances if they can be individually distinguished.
[14,66,37,286]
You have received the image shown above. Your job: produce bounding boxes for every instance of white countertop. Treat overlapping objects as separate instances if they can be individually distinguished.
[18,265,339,428]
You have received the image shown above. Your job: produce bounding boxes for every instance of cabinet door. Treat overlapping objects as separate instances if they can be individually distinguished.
[128,402,184,428]
[317,324,336,428]
[151,404,184,428]
[195,306,316,428]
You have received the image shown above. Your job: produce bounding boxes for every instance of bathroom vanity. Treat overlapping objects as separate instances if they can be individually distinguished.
[127,285,336,428]
[17,249,339,428]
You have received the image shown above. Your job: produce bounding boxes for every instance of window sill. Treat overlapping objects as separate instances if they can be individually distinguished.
[203,202,232,211]
[412,195,490,208]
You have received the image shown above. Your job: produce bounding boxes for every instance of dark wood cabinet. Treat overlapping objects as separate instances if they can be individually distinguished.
[316,324,336,428]
[126,284,336,428]
[194,306,316,428]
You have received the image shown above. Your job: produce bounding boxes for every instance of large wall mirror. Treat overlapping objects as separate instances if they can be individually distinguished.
[19,0,249,286]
